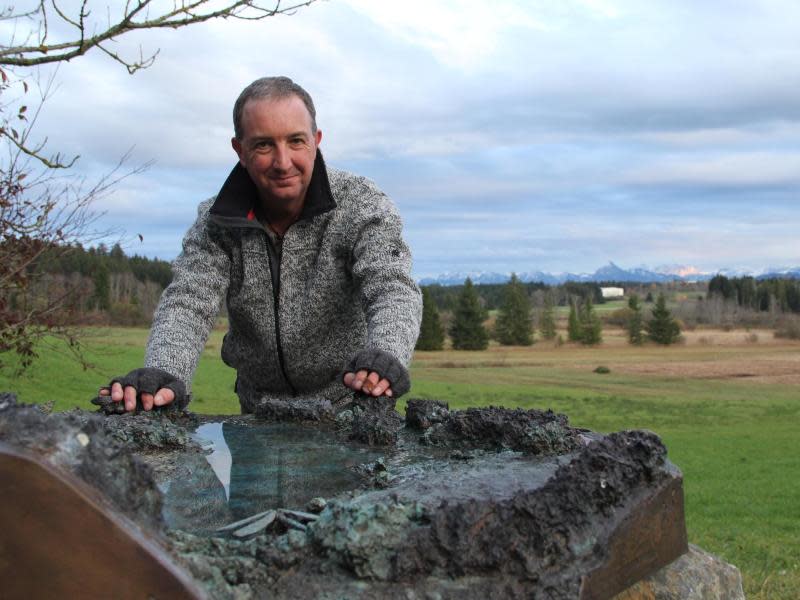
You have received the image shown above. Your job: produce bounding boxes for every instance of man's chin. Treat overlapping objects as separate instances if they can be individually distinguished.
[264,185,303,204]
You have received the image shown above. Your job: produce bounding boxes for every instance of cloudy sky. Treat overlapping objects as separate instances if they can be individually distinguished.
[9,0,800,277]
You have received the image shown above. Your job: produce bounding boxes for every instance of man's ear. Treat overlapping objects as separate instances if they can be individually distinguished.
[231,137,245,166]
[314,129,322,147]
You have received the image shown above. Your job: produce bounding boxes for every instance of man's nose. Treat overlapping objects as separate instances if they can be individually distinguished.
[272,144,292,170]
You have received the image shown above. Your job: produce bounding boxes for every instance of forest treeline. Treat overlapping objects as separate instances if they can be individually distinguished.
[424,276,800,316]
[417,274,800,351]
[416,275,686,350]
[707,274,800,313]
[20,243,173,326]
[14,244,800,330]
[424,280,606,312]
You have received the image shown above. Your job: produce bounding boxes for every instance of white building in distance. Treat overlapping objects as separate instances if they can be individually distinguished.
[600,287,625,299]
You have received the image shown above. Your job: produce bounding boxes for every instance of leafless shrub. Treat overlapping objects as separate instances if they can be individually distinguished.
[775,318,800,340]
[675,295,780,330]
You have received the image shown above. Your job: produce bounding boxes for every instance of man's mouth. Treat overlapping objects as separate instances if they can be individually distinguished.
[270,174,299,185]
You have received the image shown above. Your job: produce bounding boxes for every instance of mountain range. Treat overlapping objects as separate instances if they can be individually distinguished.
[417,262,800,286]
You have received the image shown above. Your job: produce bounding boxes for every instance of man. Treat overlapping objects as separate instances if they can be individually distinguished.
[100,77,421,413]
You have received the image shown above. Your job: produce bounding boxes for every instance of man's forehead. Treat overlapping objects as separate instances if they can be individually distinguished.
[241,95,314,132]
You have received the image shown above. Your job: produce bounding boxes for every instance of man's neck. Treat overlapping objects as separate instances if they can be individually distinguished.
[259,196,304,237]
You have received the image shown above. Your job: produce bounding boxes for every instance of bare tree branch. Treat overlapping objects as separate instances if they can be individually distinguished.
[1,129,78,169]
[0,1,318,70]
[1,68,78,169]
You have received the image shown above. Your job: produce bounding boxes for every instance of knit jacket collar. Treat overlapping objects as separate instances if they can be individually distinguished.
[209,150,336,228]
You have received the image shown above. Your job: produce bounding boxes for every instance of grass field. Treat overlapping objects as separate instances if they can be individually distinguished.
[1,325,798,598]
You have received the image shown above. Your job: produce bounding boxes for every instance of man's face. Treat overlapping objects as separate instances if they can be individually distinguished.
[231,95,322,208]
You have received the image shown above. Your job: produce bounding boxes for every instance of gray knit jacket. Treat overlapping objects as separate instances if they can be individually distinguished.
[144,152,422,412]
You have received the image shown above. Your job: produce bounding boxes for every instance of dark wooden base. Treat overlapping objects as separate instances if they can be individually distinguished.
[0,442,205,600]
[581,475,688,599]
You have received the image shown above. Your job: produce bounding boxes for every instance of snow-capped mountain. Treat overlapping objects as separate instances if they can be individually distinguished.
[417,262,800,286]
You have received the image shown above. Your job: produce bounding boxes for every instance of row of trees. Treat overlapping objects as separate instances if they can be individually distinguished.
[708,275,800,314]
[423,280,605,313]
[39,243,172,289]
[4,242,173,328]
[416,277,682,351]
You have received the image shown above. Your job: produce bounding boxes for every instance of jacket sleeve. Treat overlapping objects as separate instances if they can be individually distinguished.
[350,192,422,369]
[144,200,230,390]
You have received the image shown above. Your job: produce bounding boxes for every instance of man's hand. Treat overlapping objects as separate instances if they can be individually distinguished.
[98,383,176,412]
[343,370,393,397]
[343,348,410,399]
[95,368,186,413]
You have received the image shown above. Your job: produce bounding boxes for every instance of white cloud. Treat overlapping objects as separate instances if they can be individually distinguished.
[633,123,800,148]
[622,151,800,187]
[342,0,548,71]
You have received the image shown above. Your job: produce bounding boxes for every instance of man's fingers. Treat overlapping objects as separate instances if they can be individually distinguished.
[371,377,391,397]
[123,386,137,412]
[344,370,393,396]
[343,370,369,391]
[111,382,124,402]
[98,386,110,396]
[352,370,369,390]
[141,392,154,411]
[154,388,175,407]
[361,371,379,393]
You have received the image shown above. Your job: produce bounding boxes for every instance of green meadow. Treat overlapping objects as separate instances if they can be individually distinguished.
[1,326,798,598]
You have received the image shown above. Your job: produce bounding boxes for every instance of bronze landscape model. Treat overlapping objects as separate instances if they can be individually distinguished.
[0,392,743,599]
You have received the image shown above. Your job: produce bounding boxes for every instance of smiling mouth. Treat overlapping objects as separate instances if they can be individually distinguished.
[271,174,299,185]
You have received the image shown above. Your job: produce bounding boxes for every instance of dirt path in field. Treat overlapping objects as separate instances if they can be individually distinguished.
[612,358,800,385]
[600,335,800,384]
[579,330,800,385]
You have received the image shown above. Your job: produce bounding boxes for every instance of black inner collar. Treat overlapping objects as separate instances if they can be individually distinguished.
[210,149,336,223]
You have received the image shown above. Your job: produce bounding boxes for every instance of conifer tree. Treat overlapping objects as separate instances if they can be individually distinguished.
[450,278,489,350]
[646,293,681,344]
[538,292,557,340]
[496,274,533,346]
[626,294,644,345]
[416,287,445,351]
[567,299,581,342]
[579,296,603,345]
[91,264,111,311]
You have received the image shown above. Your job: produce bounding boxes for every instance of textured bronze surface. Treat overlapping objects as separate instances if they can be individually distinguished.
[0,397,696,599]
[580,474,688,599]
[0,442,205,600]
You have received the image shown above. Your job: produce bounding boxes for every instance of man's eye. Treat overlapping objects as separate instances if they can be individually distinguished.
[289,138,305,146]
[254,140,272,150]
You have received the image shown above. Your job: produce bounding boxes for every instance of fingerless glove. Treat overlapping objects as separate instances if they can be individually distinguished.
[344,348,410,397]
[93,367,188,414]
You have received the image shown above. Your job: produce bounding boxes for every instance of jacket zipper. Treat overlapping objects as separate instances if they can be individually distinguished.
[266,232,298,397]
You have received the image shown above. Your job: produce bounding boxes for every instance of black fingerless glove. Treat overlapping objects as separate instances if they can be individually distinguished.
[92,367,188,414]
[344,348,411,397]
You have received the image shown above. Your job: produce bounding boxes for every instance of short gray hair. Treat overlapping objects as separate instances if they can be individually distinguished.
[232,76,317,139]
